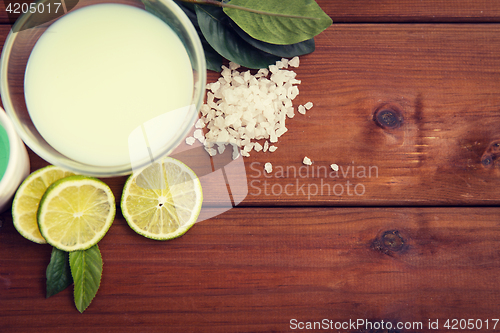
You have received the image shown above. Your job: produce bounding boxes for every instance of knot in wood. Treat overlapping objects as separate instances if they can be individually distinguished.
[372,230,405,255]
[373,105,403,129]
[481,140,500,169]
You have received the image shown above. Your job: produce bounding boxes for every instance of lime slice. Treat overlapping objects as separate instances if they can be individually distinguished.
[12,165,75,244]
[37,175,116,251]
[121,157,203,240]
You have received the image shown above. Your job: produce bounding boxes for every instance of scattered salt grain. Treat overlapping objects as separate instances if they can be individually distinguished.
[193,129,205,144]
[185,137,196,145]
[303,156,312,165]
[298,105,306,115]
[269,145,278,152]
[263,140,269,152]
[217,143,226,154]
[330,163,339,172]
[304,102,313,110]
[289,56,300,68]
[195,118,205,129]
[264,162,273,173]
[205,146,217,156]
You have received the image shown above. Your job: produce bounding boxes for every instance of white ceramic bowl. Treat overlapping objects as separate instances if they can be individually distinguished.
[0,107,30,214]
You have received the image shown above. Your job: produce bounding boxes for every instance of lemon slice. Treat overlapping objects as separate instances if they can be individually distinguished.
[121,157,203,240]
[12,165,75,244]
[37,175,116,251]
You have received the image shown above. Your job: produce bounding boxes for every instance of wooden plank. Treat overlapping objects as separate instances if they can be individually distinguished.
[199,24,500,206]
[1,0,500,24]
[1,207,499,331]
[5,23,500,206]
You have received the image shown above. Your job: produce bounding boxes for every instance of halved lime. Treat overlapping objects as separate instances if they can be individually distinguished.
[37,175,115,251]
[12,165,75,244]
[121,157,203,240]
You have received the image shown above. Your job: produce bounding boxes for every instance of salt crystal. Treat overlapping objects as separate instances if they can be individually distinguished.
[234,76,245,85]
[263,140,269,152]
[304,102,313,110]
[264,162,273,173]
[185,137,195,145]
[210,81,221,93]
[229,62,240,70]
[298,105,306,115]
[193,129,205,143]
[289,56,300,67]
[269,64,279,74]
[330,163,339,172]
[195,118,205,128]
[205,146,217,156]
[276,127,287,137]
[254,142,263,152]
[303,156,312,165]
[269,145,278,152]
[232,145,240,160]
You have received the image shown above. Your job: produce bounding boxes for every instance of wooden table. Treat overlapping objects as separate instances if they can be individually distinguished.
[2,1,500,332]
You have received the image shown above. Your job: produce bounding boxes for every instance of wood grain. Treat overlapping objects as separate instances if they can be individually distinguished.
[198,24,500,206]
[1,3,499,332]
[1,207,499,332]
[1,0,500,24]
[6,23,500,206]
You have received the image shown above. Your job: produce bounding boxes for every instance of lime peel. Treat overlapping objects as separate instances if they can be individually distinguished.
[121,157,203,240]
[12,165,75,244]
[37,175,116,252]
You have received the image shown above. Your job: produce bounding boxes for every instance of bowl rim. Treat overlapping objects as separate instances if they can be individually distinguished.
[0,0,206,177]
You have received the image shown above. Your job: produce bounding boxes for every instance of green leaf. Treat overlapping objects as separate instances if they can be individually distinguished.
[230,21,315,57]
[223,0,332,45]
[69,245,103,313]
[202,42,224,72]
[174,1,223,71]
[146,0,222,71]
[195,5,280,69]
[46,247,73,298]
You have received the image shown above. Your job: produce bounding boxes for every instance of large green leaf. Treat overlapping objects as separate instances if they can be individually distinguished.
[195,5,280,69]
[230,21,315,57]
[202,41,224,72]
[223,0,332,45]
[144,0,220,71]
[69,245,103,313]
[174,1,223,71]
[46,247,73,298]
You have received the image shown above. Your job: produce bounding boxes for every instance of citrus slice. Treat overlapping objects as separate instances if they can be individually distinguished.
[12,165,75,244]
[37,175,116,251]
[121,157,203,240]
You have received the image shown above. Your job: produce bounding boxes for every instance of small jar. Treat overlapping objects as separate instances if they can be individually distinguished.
[0,107,30,214]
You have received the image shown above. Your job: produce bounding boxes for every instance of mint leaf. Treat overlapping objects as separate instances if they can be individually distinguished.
[69,245,103,313]
[46,247,73,298]
[195,5,279,69]
[223,0,332,45]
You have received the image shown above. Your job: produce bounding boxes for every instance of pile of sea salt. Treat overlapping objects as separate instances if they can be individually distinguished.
[185,56,313,159]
